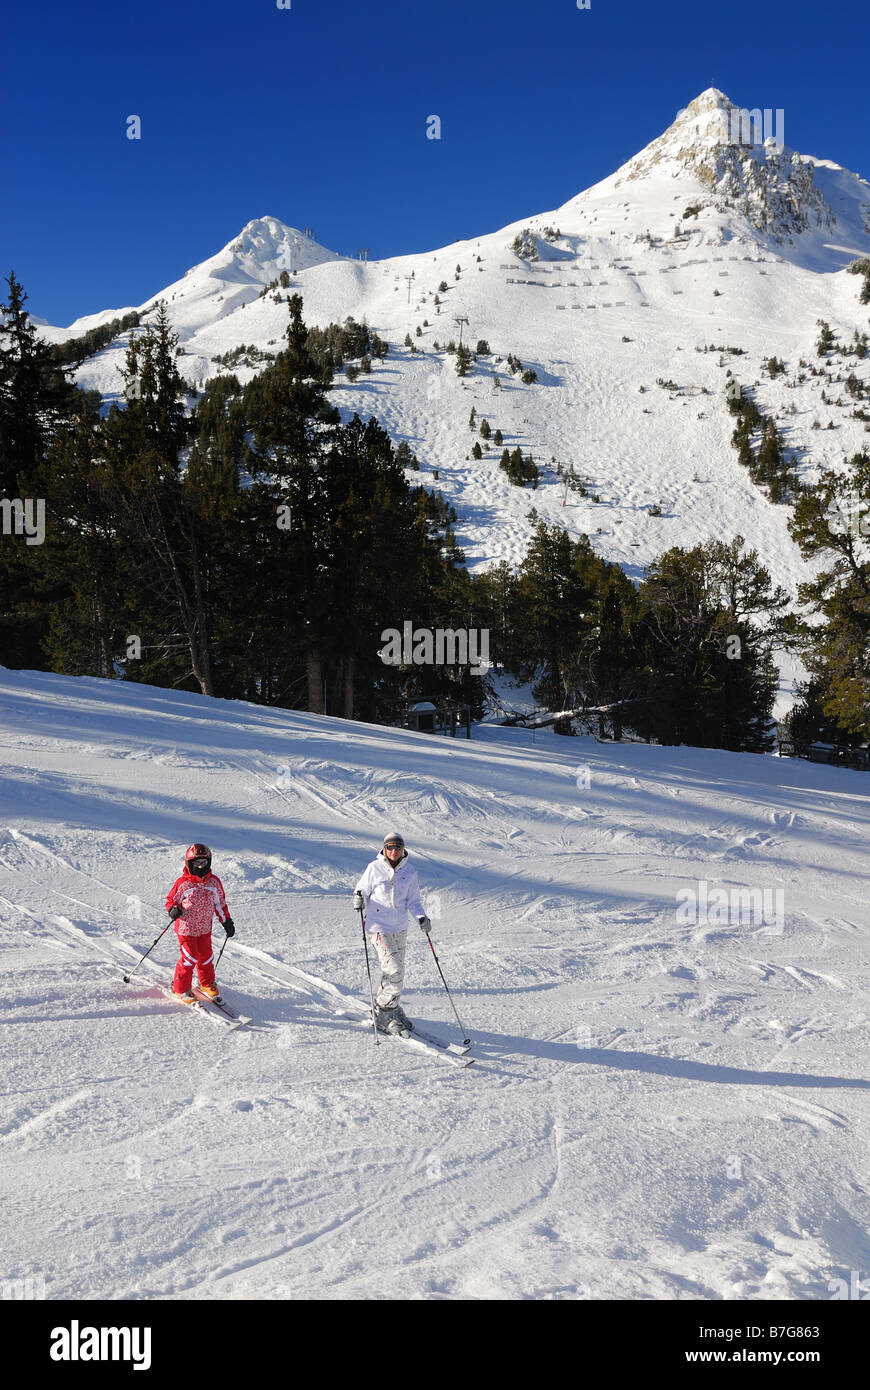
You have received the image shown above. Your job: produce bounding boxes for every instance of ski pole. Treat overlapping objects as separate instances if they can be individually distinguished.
[122,922,172,983]
[215,934,230,972]
[426,935,470,1046]
[358,907,379,1046]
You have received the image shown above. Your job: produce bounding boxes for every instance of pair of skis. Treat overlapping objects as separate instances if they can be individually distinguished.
[358,906,474,1068]
[117,926,252,1030]
[122,935,472,1067]
[376,1022,474,1068]
[356,1008,473,1067]
[211,937,475,1070]
[163,961,471,1065]
[117,940,252,1030]
[47,905,471,1066]
[163,979,251,1031]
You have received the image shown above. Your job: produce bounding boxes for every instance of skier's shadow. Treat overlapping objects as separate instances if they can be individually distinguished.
[467,1034,870,1089]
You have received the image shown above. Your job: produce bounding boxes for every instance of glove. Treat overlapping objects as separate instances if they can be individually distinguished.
[223,917,235,937]
[418,916,431,934]
[168,905,182,921]
[353,892,364,912]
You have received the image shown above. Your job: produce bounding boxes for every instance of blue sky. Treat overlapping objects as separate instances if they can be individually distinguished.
[2,0,867,325]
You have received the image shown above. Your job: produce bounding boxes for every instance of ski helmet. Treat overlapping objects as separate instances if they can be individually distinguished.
[383,832,405,850]
[185,843,212,877]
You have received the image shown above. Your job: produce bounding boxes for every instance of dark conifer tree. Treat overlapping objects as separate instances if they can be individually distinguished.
[0,273,82,666]
[31,391,123,677]
[100,306,217,696]
[789,452,870,739]
[241,295,342,709]
[511,524,601,710]
[635,539,781,749]
[0,273,79,494]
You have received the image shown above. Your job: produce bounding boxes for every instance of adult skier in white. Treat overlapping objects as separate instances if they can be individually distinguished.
[353,832,431,1035]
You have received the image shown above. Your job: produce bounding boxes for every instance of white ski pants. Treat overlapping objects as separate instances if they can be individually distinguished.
[373,929,407,1008]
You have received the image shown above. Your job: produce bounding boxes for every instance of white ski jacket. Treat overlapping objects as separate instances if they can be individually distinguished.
[355,850,426,935]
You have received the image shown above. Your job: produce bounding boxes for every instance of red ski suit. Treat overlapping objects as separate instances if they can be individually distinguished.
[165,869,231,993]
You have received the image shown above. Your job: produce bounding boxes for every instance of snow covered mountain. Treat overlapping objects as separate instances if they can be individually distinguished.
[2,663,869,1300]
[601,88,868,268]
[37,90,870,625]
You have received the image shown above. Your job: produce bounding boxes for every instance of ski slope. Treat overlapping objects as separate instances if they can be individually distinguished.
[1,667,868,1301]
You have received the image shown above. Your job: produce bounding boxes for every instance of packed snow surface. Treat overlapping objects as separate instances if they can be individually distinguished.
[1,668,868,1300]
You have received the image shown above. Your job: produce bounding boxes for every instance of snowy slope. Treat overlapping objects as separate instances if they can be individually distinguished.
[1,666,868,1300]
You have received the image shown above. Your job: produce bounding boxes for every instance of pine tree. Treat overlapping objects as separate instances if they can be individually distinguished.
[455,343,472,377]
[313,415,468,721]
[589,573,638,738]
[244,294,339,483]
[0,272,79,495]
[100,307,217,696]
[187,376,246,494]
[635,539,781,749]
[242,295,341,708]
[0,273,82,667]
[30,391,123,677]
[511,523,600,710]
[788,452,870,738]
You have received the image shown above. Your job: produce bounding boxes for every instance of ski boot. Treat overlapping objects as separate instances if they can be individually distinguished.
[198,982,223,1004]
[374,1004,412,1036]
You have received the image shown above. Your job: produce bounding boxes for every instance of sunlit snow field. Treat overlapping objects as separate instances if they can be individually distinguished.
[1,667,868,1300]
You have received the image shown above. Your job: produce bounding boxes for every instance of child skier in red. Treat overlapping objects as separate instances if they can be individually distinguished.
[165,843,235,1003]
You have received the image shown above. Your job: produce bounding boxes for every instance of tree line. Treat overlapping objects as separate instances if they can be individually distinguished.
[1,271,867,750]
